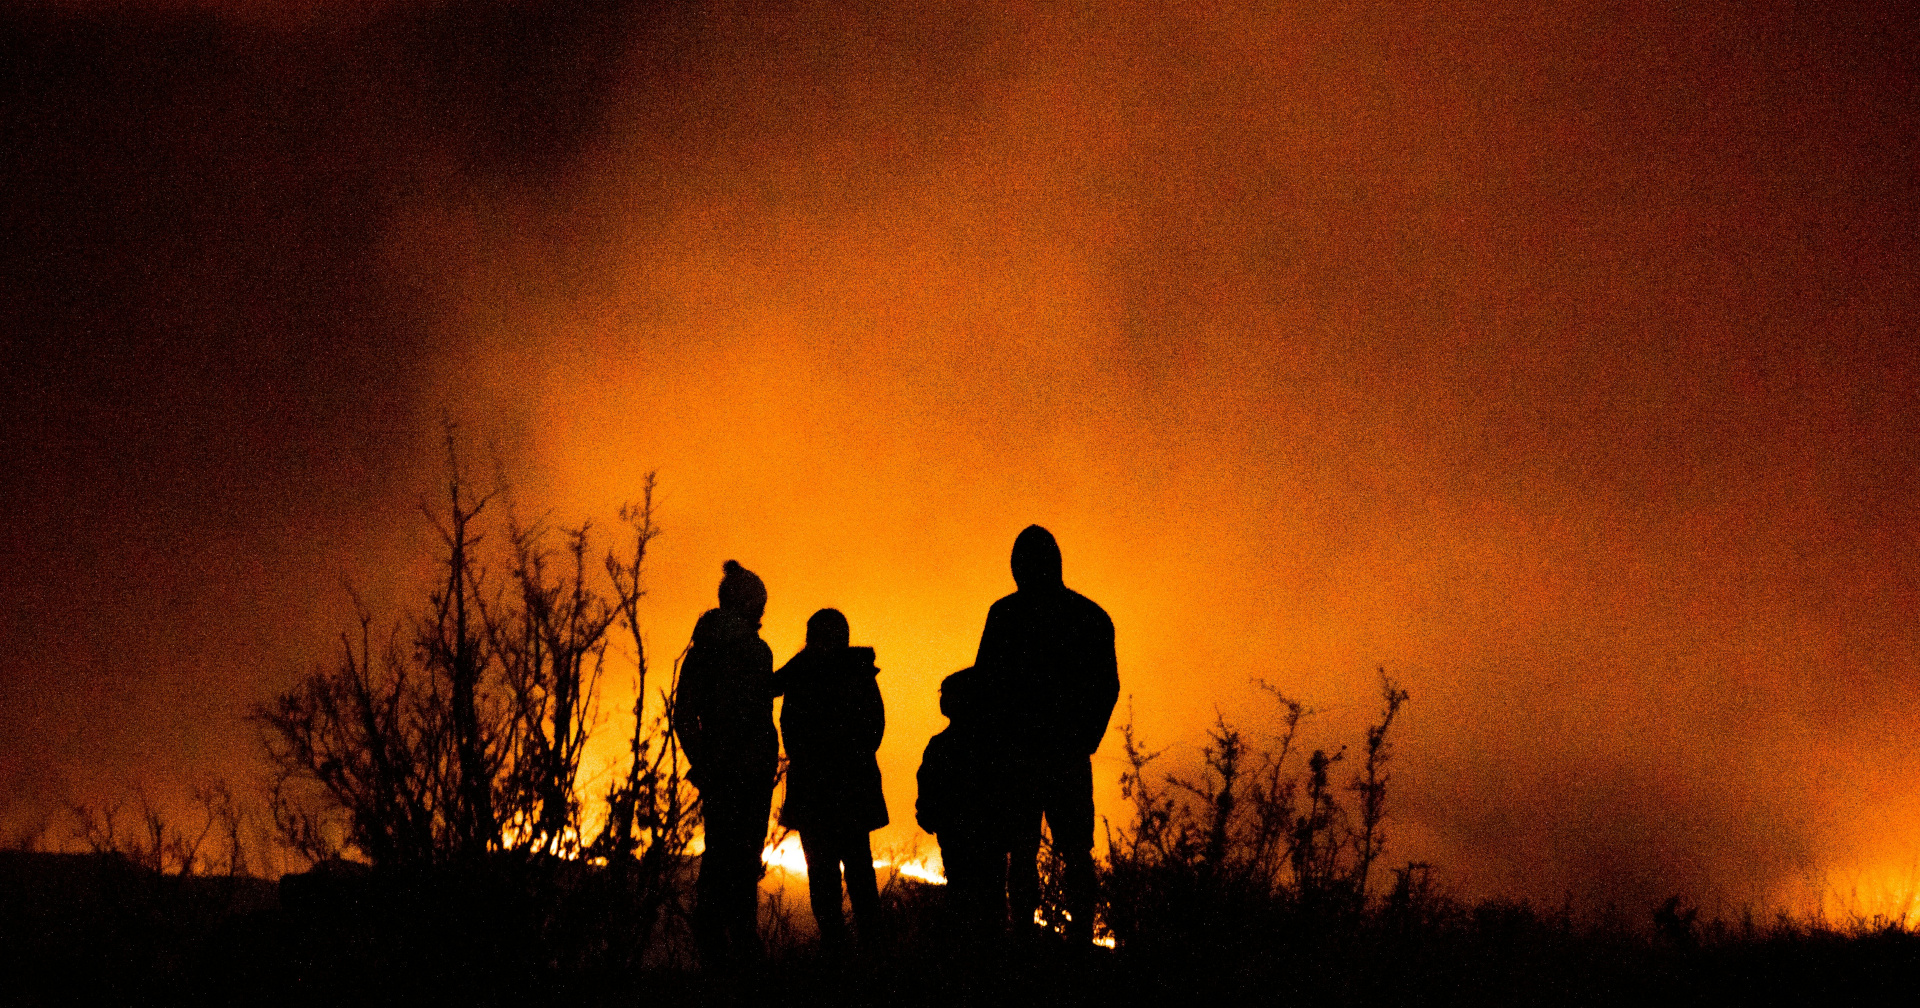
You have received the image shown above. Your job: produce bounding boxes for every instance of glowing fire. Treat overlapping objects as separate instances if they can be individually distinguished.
[1034,908,1119,949]
[1811,861,1920,925]
[498,822,584,857]
[495,827,1114,945]
[760,834,808,874]
[760,839,1114,946]
[761,834,948,885]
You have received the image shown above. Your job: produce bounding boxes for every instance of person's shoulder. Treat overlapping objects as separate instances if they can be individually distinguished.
[1064,587,1112,625]
[921,728,956,763]
[691,607,727,639]
[775,648,814,678]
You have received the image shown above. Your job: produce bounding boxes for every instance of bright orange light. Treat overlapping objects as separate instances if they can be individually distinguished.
[760,834,808,876]
[498,822,585,859]
[761,835,947,885]
[1808,861,1920,927]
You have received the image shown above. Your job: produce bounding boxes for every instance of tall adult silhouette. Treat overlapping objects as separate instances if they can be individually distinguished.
[673,560,778,967]
[772,608,888,950]
[975,525,1119,945]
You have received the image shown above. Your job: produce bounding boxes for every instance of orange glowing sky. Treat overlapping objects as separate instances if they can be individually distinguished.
[2,0,1915,914]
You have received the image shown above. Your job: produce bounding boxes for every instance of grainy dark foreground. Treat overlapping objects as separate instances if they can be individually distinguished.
[5,851,1916,1007]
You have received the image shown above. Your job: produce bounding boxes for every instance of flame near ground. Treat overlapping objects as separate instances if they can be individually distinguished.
[757,834,1119,948]
[759,833,946,888]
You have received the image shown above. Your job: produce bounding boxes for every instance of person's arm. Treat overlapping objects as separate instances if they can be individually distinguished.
[974,599,1010,672]
[774,653,818,766]
[860,669,885,756]
[915,735,951,836]
[671,643,709,772]
[1081,608,1120,755]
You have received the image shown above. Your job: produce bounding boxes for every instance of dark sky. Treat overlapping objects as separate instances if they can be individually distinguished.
[3,0,1916,913]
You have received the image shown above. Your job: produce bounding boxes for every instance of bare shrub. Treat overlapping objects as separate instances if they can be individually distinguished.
[256,434,669,867]
[1102,670,1410,951]
[254,435,704,971]
[66,782,252,876]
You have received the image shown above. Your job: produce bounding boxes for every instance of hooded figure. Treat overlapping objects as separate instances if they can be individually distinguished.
[772,608,887,948]
[973,525,1118,945]
[672,560,777,967]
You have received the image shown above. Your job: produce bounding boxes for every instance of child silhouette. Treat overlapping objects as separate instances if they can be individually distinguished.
[917,666,1020,945]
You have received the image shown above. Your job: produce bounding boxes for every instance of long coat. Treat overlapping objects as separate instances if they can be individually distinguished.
[773,645,887,833]
[672,608,778,793]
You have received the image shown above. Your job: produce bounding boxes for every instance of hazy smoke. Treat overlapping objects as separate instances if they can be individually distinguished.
[4,1,1915,912]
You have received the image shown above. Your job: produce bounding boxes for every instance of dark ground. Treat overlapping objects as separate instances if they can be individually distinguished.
[4,851,1917,1006]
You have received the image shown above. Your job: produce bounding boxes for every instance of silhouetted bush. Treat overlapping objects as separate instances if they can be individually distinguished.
[253,432,704,976]
[1101,671,1407,959]
[22,436,1920,1000]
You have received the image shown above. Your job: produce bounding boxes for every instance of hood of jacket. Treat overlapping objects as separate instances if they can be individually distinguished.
[782,645,876,685]
[1011,524,1064,591]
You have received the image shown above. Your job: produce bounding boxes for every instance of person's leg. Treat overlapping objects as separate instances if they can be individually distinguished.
[703,780,772,965]
[942,835,1001,950]
[693,851,725,961]
[842,830,882,942]
[937,836,977,948]
[1005,805,1043,934]
[799,829,849,945]
[981,837,1009,941]
[1005,765,1044,933]
[1050,759,1098,945]
[693,785,739,964]
[726,782,774,961]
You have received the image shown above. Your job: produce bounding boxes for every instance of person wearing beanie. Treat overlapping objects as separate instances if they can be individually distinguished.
[770,608,888,952]
[973,525,1118,947]
[672,560,778,967]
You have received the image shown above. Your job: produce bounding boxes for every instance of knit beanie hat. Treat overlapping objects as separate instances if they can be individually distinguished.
[718,560,767,615]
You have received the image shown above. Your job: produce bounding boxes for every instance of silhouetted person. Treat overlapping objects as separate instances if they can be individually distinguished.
[673,560,778,967]
[975,525,1118,946]
[917,667,1020,946]
[771,608,887,952]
